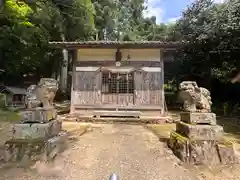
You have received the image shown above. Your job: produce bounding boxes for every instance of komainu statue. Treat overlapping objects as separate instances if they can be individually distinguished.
[178,81,212,112]
[25,78,58,108]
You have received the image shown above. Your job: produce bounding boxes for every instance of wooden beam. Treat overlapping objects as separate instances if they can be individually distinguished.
[75,61,161,67]
[160,50,165,115]
[70,49,77,114]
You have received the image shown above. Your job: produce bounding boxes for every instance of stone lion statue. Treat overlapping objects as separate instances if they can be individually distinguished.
[178,81,212,112]
[25,78,58,109]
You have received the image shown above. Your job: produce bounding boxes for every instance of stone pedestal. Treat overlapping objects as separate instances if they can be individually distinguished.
[4,106,67,166]
[20,107,57,123]
[168,131,238,165]
[176,121,223,140]
[4,131,68,163]
[168,112,238,165]
[180,112,216,125]
[12,119,62,140]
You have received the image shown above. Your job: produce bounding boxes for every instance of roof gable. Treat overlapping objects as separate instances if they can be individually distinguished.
[1,86,26,95]
[49,41,185,49]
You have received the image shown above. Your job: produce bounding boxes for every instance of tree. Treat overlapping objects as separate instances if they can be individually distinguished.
[169,0,240,87]
[0,0,96,85]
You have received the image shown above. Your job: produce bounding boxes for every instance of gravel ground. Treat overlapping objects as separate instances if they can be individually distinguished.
[1,124,199,180]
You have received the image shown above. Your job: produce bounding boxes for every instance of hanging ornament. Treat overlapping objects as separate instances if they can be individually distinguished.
[116,61,121,67]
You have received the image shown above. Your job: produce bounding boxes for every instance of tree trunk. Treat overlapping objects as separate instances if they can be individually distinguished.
[60,34,68,93]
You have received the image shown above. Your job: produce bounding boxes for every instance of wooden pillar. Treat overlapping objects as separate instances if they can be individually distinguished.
[160,49,165,115]
[70,49,77,114]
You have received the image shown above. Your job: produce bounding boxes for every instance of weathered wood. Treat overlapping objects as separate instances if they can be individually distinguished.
[93,110,142,117]
[73,71,101,105]
[134,71,162,106]
[49,41,183,49]
[72,60,164,110]
[160,53,165,114]
[75,61,161,67]
[73,104,162,110]
[70,50,77,113]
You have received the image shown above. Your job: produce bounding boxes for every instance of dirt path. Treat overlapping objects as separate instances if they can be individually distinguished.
[1,123,200,180]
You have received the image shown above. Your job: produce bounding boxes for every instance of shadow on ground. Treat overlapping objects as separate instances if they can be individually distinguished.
[216,116,240,145]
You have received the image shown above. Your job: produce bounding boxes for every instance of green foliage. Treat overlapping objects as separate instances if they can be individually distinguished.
[1,0,240,107]
[0,0,96,84]
[0,93,6,110]
[171,0,240,84]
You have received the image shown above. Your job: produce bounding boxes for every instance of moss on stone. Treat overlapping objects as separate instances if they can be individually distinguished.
[170,131,189,143]
[218,139,234,147]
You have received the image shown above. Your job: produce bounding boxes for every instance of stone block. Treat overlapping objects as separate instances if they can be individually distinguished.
[180,112,216,125]
[42,131,68,161]
[190,140,220,165]
[169,131,239,165]
[168,132,190,162]
[12,120,62,140]
[176,121,223,140]
[169,132,220,165]
[20,107,57,123]
[4,131,68,165]
[4,139,45,162]
[217,141,237,164]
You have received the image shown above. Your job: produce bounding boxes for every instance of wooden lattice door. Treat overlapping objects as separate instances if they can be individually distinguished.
[101,71,134,107]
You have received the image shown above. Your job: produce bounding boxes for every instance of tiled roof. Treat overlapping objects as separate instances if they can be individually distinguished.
[1,86,26,94]
[49,41,185,49]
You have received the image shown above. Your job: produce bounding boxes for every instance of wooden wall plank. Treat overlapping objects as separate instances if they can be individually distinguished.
[72,61,164,110]
[73,71,101,105]
[134,70,163,108]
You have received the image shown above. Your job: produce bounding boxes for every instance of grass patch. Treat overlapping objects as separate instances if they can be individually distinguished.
[0,109,21,151]
[148,112,240,150]
[0,109,20,122]
[62,122,92,143]
[146,124,175,142]
[217,116,240,149]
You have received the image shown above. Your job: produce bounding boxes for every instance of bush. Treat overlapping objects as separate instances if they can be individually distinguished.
[54,91,70,102]
[0,93,7,110]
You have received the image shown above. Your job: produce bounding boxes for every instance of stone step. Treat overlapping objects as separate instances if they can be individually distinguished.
[11,119,62,140]
[180,112,216,125]
[71,116,171,124]
[176,121,223,140]
[93,110,142,117]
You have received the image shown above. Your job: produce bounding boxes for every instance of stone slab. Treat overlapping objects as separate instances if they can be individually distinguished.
[93,110,142,117]
[12,119,62,140]
[4,132,68,165]
[176,121,223,140]
[42,131,68,161]
[168,131,190,162]
[4,139,45,162]
[217,142,237,164]
[20,107,57,123]
[190,140,220,165]
[180,112,216,125]
[168,132,238,165]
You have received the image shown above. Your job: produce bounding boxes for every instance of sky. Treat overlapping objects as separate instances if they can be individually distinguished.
[143,0,225,24]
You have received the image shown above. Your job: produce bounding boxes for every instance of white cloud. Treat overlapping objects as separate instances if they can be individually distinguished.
[167,16,181,23]
[213,0,225,3]
[143,0,164,24]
